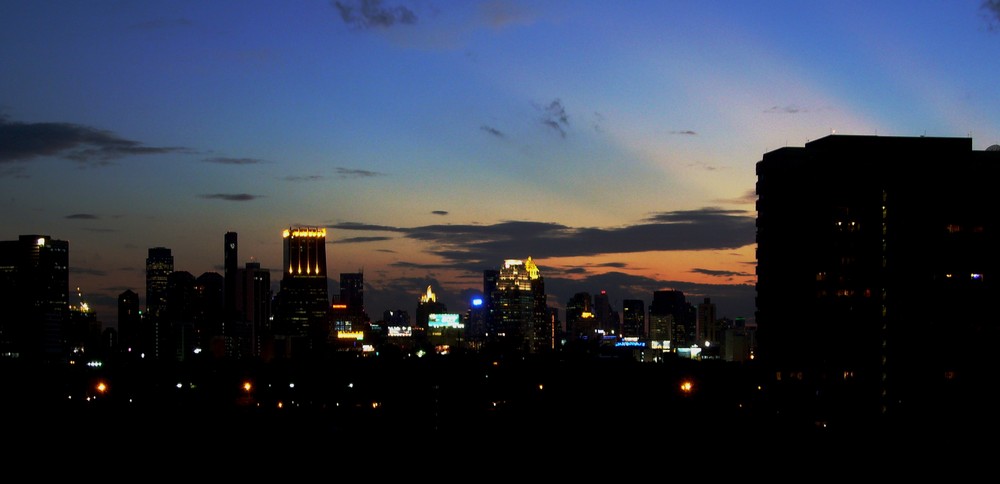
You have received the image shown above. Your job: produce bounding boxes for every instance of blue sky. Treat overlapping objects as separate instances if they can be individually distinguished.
[3,1,1000,327]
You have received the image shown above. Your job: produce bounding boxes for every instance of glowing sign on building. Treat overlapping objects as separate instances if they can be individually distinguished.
[388,326,412,337]
[337,331,364,340]
[428,313,463,329]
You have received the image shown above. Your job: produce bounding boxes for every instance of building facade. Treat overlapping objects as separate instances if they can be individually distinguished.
[273,227,329,358]
[0,235,69,361]
[755,134,1000,428]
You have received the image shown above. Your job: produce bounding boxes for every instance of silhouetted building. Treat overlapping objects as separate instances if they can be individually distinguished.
[593,290,619,335]
[145,247,173,360]
[332,271,368,332]
[622,299,645,339]
[273,227,329,358]
[696,297,717,345]
[117,289,141,355]
[0,235,69,362]
[237,261,270,359]
[224,232,239,331]
[755,134,1000,427]
[648,290,694,350]
[564,291,594,342]
[493,257,549,353]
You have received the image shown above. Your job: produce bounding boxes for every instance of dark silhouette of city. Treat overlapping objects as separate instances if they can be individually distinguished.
[3,134,998,458]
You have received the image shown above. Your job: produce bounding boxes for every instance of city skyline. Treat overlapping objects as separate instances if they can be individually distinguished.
[4,1,1000,326]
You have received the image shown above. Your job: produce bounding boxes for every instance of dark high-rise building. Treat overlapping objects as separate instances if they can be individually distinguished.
[0,235,69,361]
[564,292,594,342]
[648,290,694,349]
[117,289,141,355]
[755,134,1000,427]
[144,247,173,360]
[273,227,329,357]
[415,285,447,331]
[593,290,619,335]
[224,232,238,326]
[493,257,548,353]
[696,297,717,345]
[237,261,270,359]
[332,271,367,332]
[622,299,645,339]
[482,269,500,339]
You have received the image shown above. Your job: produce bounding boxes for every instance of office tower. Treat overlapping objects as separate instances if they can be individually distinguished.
[482,269,499,339]
[238,261,271,359]
[464,295,487,349]
[593,290,619,335]
[493,257,548,353]
[273,227,330,357]
[755,134,1000,426]
[145,248,173,319]
[415,285,447,331]
[117,289,141,355]
[564,291,594,342]
[648,290,694,349]
[622,299,645,339]
[696,297,717,345]
[0,235,69,361]
[332,271,367,332]
[224,232,238,326]
[143,247,173,360]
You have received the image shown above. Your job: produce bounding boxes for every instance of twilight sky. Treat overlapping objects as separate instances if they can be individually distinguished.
[4,1,1000,329]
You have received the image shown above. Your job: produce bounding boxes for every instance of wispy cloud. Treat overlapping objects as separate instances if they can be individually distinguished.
[480,125,504,138]
[671,130,697,135]
[333,236,394,243]
[66,213,98,220]
[283,175,326,182]
[712,189,757,205]
[0,116,189,165]
[335,167,385,178]
[765,105,804,114]
[203,157,266,165]
[431,210,448,216]
[330,207,756,271]
[538,99,569,138]
[70,267,108,276]
[199,193,261,202]
[690,268,754,278]
[332,0,417,29]
[983,1,1000,30]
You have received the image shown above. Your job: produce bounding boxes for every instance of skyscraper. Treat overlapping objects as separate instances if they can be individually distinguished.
[117,289,140,355]
[145,247,173,360]
[273,227,329,357]
[332,271,367,332]
[648,290,693,349]
[622,299,645,339]
[493,257,548,354]
[224,231,238,326]
[755,134,1000,427]
[0,235,69,361]
[237,261,271,359]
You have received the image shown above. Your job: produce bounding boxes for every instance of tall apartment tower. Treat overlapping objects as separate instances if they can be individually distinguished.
[117,289,141,355]
[224,232,238,326]
[493,257,548,354]
[696,297,717,345]
[622,299,645,339]
[144,247,173,360]
[274,227,329,357]
[648,290,694,348]
[238,261,270,359]
[755,134,1000,428]
[331,271,367,332]
[0,235,69,361]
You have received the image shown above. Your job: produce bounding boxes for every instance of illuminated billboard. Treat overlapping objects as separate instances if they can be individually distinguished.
[388,326,412,337]
[428,313,464,329]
